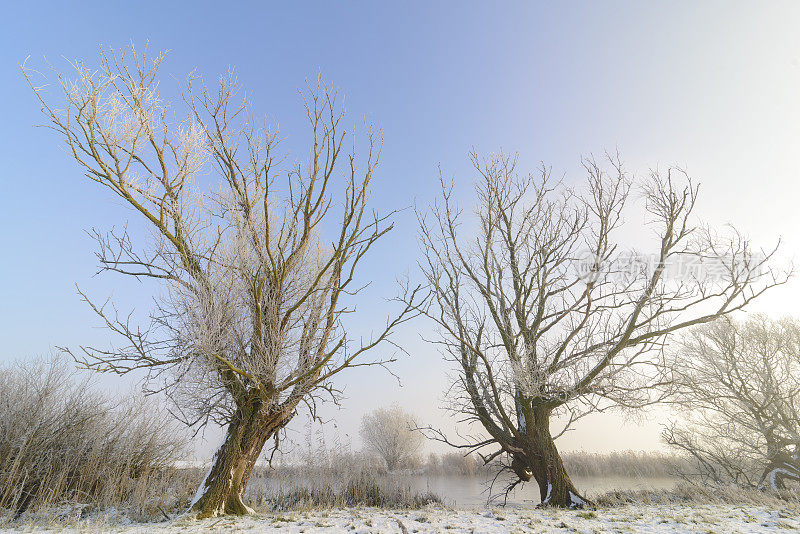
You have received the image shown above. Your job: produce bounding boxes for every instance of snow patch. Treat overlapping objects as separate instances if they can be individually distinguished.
[189,462,214,510]
[768,467,797,490]
[188,438,225,510]
[568,491,586,508]
[543,482,552,503]
[188,462,213,509]
[515,392,527,435]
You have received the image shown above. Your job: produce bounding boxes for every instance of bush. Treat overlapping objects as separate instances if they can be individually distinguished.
[0,356,191,521]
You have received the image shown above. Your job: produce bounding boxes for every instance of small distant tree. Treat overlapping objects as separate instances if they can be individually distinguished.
[441,451,478,476]
[23,45,419,518]
[665,316,800,490]
[424,452,442,475]
[360,406,424,471]
[412,151,786,507]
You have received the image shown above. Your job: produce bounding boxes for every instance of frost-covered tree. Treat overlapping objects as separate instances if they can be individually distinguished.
[665,316,800,490]
[23,45,419,518]
[360,406,424,471]
[412,151,786,507]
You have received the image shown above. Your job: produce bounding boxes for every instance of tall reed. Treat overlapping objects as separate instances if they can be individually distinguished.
[0,356,192,522]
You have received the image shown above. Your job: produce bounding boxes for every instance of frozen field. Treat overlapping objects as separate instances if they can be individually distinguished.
[4,504,800,533]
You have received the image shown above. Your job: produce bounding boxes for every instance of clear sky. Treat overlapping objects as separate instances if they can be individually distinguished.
[2,1,800,458]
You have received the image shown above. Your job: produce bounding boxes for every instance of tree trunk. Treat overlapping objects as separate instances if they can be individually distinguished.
[189,404,290,518]
[515,406,589,508]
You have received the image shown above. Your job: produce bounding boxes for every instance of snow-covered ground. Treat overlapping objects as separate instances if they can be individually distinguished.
[3,504,800,533]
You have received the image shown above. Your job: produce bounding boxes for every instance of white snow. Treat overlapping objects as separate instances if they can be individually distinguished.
[188,437,224,511]
[568,491,586,508]
[515,393,527,434]
[543,482,552,504]
[188,462,213,509]
[4,503,800,533]
[768,467,797,490]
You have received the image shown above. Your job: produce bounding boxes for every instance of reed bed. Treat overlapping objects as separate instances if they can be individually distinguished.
[596,481,800,508]
[0,356,194,524]
[561,450,692,478]
[247,467,441,510]
[246,446,441,510]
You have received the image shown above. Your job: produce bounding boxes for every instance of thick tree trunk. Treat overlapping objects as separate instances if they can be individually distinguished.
[514,406,589,508]
[189,404,290,518]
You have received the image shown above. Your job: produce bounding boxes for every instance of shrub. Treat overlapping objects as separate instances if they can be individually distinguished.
[0,356,190,520]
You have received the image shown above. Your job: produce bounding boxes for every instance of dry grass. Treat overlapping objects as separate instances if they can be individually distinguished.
[561,450,691,478]
[0,356,194,524]
[596,481,800,508]
[248,468,441,511]
[246,450,441,510]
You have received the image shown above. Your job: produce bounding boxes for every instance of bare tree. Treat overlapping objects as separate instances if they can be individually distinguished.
[22,45,420,518]
[664,315,800,490]
[360,406,424,471]
[412,150,787,507]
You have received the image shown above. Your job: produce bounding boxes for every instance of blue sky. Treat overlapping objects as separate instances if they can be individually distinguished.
[2,1,800,456]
